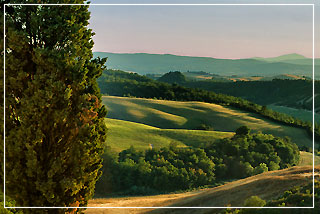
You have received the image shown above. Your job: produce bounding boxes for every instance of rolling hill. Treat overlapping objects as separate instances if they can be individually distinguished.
[93,52,319,78]
[102,96,313,147]
[253,53,320,66]
[86,166,319,213]
[104,118,234,152]
[253,53,307,61]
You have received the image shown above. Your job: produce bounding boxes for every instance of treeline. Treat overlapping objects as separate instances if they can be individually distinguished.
[183,78,320,112]
[95,128,300,196]
[98,69,320,141]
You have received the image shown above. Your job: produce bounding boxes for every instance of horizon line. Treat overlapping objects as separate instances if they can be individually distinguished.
[92,51,314,60]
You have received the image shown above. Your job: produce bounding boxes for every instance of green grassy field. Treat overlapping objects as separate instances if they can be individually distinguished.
[104,118,234,152]
[299,151,320,166]
[103,96,313,147]
[268,104,320,123]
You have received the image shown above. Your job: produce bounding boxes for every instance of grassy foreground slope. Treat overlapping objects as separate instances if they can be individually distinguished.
[103,96,313,147]
[86,166,319,213]
[104,118,233,152]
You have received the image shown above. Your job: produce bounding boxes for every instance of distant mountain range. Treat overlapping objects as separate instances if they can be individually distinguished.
[93,52,320,78]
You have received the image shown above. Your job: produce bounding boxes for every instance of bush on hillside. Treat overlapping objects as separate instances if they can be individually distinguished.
[196,124,214,131]
[243,196,266,207]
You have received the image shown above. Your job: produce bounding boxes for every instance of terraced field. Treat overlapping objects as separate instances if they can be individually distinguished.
[103,96,313,147]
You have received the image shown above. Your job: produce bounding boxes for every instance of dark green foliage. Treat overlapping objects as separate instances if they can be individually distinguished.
[5,1,107,212]
[0,6,4,198]
[236,126,251,136]
[204,132,299,179]
[98,69,320,142]
[253,163,268,175]
[0,192,23,214]
[96,131,299,196]
[243,196,266,207]
[158,71,187,84]
[266,180,320,208]
[184,79,320,113]
[196,124,214,131]
[96,146,216,196]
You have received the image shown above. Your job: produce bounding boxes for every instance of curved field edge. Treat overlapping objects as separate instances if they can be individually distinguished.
[102,96,313,147]
[86,166,319,214]
[104,118,234,152]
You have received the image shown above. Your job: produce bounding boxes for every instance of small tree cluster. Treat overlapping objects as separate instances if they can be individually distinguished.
[96,129,300,196]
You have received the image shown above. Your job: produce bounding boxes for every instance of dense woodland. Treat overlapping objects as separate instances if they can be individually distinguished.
[184,79,319,112]
[97,69,320,142]
[156,71,319,112]
[95,127,300,196]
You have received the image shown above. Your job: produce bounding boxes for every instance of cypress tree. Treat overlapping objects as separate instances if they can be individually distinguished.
[1,3,4,198]
[4,1,107,213]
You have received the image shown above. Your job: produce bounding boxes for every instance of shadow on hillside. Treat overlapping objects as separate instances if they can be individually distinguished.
[106,97,315,147]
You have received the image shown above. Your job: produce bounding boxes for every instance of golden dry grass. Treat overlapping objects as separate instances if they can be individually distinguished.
[84,166,319,214]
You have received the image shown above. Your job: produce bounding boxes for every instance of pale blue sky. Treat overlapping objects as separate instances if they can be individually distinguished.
[88,0,319,59]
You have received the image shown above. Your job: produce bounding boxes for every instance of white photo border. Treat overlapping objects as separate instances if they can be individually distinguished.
[3,2,316,210]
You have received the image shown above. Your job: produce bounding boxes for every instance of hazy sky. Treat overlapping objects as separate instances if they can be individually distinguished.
[88,0,319,59]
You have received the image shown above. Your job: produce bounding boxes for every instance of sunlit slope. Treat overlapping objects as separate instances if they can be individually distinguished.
[149,166,319,212]
[86,166,319,213]
[103,96,312,147]
[299,151,320,166]
[104,118,234,152]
